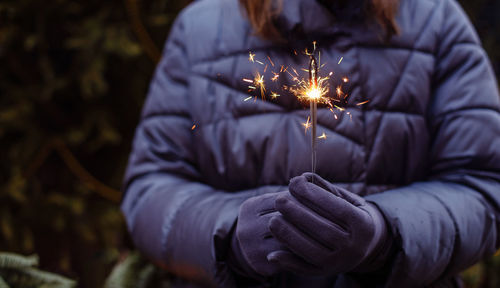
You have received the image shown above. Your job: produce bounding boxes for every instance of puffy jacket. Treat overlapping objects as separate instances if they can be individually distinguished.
[121,0,500,286]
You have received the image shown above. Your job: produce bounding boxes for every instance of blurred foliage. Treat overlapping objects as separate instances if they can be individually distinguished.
[0,252,76,288]
[103,252,172,288]
[0,0,499,287]
[0,0,189,286]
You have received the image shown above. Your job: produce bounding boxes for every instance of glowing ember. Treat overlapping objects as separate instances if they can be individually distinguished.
[302,116,311,133]
[357,100,370,106]
[249,52,256,62]
[271,72,280,82]
[267,56,275,67]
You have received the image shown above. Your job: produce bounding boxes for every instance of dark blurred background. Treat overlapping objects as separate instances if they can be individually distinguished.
[0,0,499,287]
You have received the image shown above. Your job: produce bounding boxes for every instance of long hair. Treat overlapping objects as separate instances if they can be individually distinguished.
[239,0,400,40]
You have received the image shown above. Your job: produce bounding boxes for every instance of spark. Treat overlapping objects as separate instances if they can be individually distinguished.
[338,57,343,65]
[267,56,275,67]
[254,72,266,99]
[249,52,255,62]
[264,64,268,73]
[357,100,370,106]
[191,124,196,130]
[271,72,280,82]
[244,96,253,101]
[244,73,266,99]
[302,116,311,133]
[271,92,280,99]
[342,77,349,83]
[336,86,344,97]
[256,60,265,65]
[255,74,265,86]
[318,132,327,139]
[334,105,345,111]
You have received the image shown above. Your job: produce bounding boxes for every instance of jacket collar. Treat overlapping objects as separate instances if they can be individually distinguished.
[273,0,368,40]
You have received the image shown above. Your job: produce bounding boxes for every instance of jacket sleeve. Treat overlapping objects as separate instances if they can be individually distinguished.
[120,13,285,286]
[366,0,500,286]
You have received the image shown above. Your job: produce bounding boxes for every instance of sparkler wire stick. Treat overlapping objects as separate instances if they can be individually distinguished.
[309,54,319,183]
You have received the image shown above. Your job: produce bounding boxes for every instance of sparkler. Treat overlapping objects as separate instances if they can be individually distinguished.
[308,50,319,181]
[242,44,370,178]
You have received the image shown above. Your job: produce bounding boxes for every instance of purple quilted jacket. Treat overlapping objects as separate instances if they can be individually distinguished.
[121,0,500,286]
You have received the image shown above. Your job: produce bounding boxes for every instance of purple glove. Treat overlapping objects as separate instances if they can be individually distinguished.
[268,173,393,275]
[228,192,312,278]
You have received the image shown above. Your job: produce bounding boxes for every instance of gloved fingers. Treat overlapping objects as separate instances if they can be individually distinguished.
[330,186,364,207]
[289,176,365,228]
[237,211,281,242]
[262,228,288,251]
[302,173,340,196]
[248,252,283,276]
[275,194,349,248]
[302,173,364,206]
[238,234,288,277]
[239,193,279,218]
[268,215,328,267]
[267,250,323,275]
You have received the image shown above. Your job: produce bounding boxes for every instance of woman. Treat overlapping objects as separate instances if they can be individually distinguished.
[121,0,500,286]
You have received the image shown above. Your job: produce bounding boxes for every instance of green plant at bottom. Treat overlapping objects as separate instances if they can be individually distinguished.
[0,252,76,288]
[104,251,171,288]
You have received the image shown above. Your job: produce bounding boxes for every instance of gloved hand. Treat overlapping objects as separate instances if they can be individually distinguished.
[267,173,393,275]
[228,192,309,278]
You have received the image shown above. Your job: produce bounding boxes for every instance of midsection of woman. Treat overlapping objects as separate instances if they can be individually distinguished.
[123,0,500,286]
